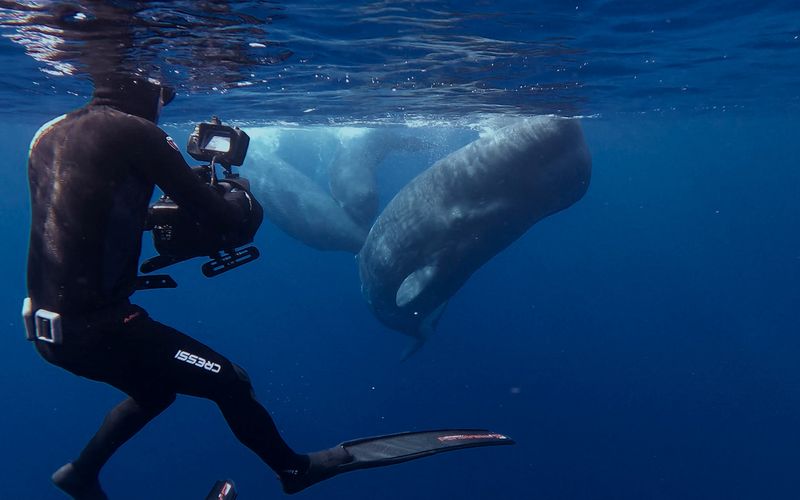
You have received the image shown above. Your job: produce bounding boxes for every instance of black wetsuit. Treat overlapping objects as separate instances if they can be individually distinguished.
[27,79,306,498]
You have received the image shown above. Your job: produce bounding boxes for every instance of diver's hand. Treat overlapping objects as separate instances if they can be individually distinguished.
[217,178,263,248]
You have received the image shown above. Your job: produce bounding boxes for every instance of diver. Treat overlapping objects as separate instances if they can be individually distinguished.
[23,73,332,499]
[25,72,513,500]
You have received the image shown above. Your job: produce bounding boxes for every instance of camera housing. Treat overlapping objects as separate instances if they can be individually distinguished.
[187,116,249,166]
[140,116,260,283]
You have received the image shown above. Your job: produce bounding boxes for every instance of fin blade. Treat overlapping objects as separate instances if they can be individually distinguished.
[281,428,514,494]
[341,428,515,468]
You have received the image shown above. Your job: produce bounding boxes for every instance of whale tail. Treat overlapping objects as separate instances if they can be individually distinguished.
[400,301,449,361]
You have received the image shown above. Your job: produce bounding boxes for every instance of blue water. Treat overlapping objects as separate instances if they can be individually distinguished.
[1,1,799,499]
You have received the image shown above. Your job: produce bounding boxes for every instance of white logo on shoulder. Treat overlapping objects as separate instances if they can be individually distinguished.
[174,350,222,373]
[165,136,180,152]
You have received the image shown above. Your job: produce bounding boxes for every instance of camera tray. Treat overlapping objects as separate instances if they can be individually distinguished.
[138,246,258,285]
[202,246,260,277]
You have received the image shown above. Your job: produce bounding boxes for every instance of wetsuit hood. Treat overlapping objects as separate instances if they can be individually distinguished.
[90,74,164,122]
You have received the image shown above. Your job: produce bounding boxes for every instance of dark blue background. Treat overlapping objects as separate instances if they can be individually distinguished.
[2,110,799,499]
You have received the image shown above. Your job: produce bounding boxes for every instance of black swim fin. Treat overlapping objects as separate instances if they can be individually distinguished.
[279,428,514,494]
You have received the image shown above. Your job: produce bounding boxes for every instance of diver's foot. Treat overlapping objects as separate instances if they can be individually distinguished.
[51,463,108,500]
[278,446,354,495]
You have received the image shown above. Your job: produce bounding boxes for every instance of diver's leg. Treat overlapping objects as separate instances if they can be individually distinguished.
[132,321,355,493]
[34,308,177,499]
[142,318,309,474]
[211,367,352,495]
[52,394,175,500]
[214,364,309,473]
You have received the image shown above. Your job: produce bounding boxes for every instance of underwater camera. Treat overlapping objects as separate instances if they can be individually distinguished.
[139,117,260,286]
[187,117,250,168]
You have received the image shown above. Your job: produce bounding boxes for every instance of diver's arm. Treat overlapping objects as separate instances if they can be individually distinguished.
[134,125,243,231]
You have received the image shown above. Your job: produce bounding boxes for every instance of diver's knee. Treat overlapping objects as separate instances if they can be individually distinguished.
[228,363,256,399]
[232,363,251,384]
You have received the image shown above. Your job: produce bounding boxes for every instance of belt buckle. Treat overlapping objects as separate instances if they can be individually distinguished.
[35,309,63,344]
[22,298,63,344]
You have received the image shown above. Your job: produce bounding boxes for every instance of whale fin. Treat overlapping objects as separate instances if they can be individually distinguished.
[396,265,439,308]
[400,300,449,361]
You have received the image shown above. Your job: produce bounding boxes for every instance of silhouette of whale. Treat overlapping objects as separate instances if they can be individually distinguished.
[329,128,429,227]
[254,156,367,252]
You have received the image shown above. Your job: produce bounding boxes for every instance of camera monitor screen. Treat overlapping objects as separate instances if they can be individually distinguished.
[203,134,231,153]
